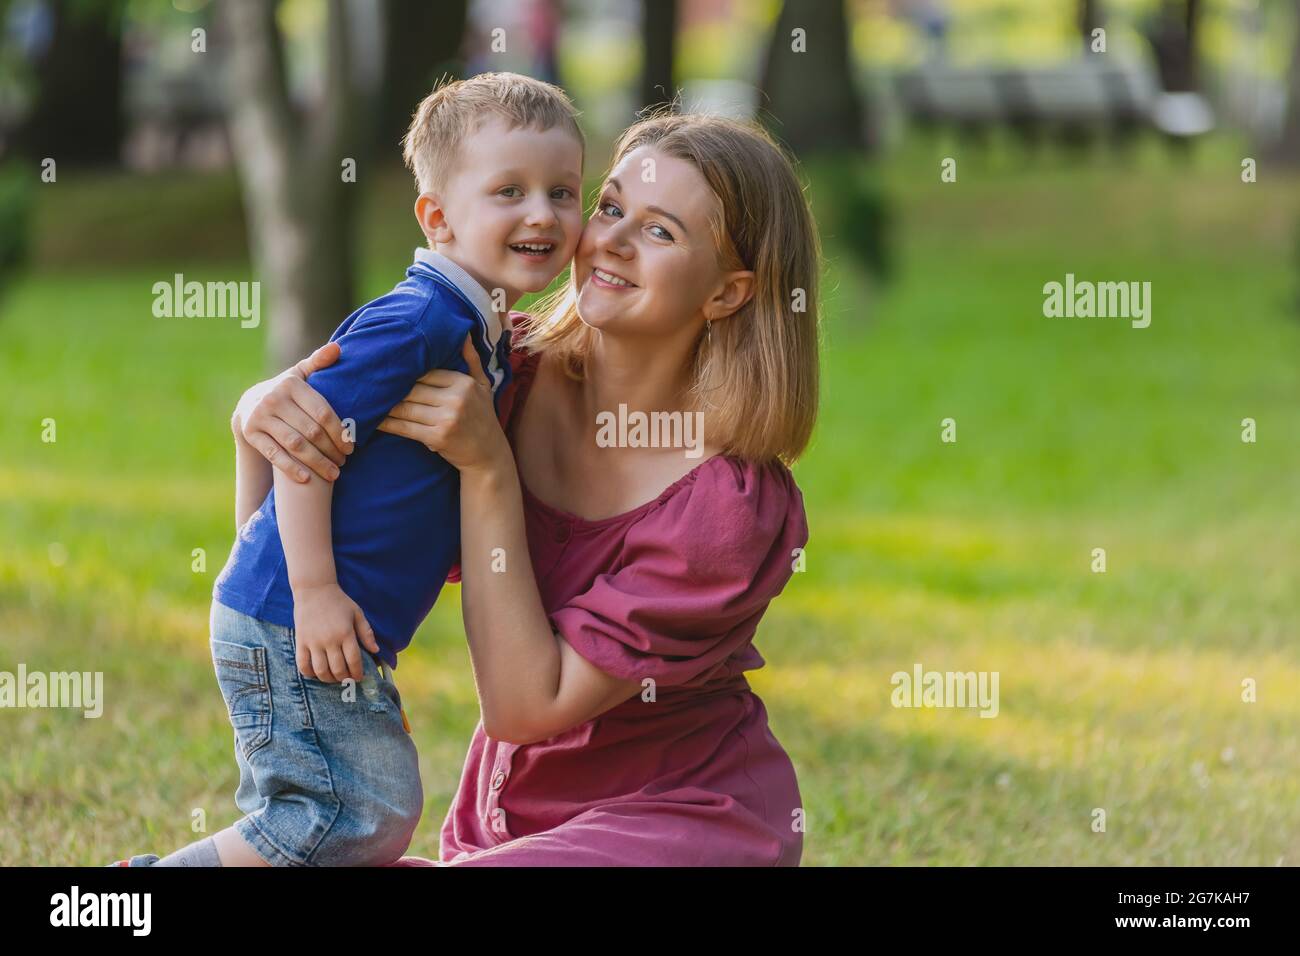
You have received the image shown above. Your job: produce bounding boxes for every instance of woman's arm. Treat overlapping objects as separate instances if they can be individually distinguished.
[458,460,642,744]
[378,339,642,744]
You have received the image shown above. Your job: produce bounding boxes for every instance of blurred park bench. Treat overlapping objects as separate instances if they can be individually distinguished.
[894,61,1214,143]
[123,60,229,171]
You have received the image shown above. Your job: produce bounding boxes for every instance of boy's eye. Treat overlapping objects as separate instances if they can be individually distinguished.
[499,186,523,198]
[550,187,575,200]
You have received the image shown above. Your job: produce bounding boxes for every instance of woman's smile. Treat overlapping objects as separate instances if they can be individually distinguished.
[589,266,637,289]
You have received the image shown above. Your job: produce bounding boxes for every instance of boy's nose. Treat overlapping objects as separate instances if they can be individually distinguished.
[524,201,557,227]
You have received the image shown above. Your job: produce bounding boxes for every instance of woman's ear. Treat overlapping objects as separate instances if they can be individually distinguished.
[707,269,756,322]
[415,194,454,245]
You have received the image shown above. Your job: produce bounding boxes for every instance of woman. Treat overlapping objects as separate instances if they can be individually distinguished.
[235,113,820,865]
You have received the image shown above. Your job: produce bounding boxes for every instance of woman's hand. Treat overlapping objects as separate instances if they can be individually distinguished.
[378,335,510,475]
[233,342,353,483]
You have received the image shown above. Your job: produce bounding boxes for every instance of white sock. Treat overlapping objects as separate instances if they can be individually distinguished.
[153,836,223,867]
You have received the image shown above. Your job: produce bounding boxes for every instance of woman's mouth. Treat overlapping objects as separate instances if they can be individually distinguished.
[590,267,635,289]
[509,240,556,261]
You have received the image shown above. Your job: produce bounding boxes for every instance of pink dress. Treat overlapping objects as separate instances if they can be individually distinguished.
[396,345,809,866]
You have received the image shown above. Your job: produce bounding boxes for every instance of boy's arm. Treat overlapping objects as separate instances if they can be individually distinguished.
[273,468,379,684]
[233,430,274,530]
[273,466,336,591]
[257,303,443,681]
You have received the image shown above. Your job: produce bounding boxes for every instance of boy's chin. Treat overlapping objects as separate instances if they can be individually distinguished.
[517,272,565,294]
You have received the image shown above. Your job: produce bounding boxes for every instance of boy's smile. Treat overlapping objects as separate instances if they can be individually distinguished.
[508,236,560,263]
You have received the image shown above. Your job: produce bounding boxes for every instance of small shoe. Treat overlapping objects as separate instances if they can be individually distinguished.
[105,853,161,867]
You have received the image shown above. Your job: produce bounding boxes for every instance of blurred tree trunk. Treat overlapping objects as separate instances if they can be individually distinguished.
[15,0,127,165]
[1185,0,1202,89]
[1078,0,1103,51]
[640,0,677,110]
[1276,3,1300,165]
[759,0,866,154]
[759,0,889,283]
[376,0,468,154]
[1145,0,1201,92]
[221,0,380,369]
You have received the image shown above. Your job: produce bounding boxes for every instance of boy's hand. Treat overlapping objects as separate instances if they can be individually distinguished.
[292,582,380,683]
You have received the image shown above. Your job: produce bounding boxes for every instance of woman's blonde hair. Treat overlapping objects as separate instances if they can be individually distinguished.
[516,111,821,465]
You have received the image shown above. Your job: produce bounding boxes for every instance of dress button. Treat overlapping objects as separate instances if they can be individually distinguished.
[490,770,506,791]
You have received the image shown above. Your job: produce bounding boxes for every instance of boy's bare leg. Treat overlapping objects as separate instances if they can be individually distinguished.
[211,826,271,866]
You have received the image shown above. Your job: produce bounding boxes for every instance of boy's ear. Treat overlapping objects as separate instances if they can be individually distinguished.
[415,193,454,245]
[707,270,756,322]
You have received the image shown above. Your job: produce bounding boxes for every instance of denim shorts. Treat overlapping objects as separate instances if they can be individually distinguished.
[209,600,424,866]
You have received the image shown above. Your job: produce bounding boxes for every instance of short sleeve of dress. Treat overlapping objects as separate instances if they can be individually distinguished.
[550,456,809,689]
[446,326,538,585]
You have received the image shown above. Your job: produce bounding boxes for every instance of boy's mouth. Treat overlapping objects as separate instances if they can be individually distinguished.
[508,239,557,261]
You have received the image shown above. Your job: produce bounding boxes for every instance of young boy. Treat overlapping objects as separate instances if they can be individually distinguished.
[114,73,585,866]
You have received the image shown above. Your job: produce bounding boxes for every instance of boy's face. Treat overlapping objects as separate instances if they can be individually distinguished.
[420,115,584,308]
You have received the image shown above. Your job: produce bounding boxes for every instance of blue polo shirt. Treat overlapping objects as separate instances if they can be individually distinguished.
[214,249,512,668]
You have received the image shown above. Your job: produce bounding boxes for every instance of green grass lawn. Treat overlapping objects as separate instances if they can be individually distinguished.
[2,136,1298,865]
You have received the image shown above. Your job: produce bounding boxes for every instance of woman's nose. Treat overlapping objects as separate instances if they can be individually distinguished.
[596,219,634,259]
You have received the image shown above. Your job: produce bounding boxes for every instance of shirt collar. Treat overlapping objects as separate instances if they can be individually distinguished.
[412,248,504,345]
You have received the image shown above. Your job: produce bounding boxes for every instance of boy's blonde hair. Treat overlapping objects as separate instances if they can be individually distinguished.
[518,112,821,465]
[401,72,584,194]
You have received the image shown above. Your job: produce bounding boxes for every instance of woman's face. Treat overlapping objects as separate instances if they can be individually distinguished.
[574,146,733,340]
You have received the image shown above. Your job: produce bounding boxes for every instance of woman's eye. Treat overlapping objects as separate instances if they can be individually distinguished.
[648,224,674,241]
[598,200,622,218]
